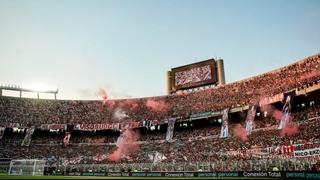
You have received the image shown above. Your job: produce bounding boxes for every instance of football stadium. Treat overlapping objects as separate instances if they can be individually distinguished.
[0,54,320,179]
[1,1,320,179]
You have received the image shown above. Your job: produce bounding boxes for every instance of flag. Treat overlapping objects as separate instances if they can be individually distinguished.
[21,127,35,146]
[245,105,256,135]
[165,118,176,142]
[116,133,124,147]
[63,132,71,147]
[153,152,167,164]
[278,92,295,129]
[0,127,5,140]
[220,108,229,138]
[148,154,154,161]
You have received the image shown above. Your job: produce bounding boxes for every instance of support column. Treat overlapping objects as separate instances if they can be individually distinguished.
[216,59,226,85]
[166,71,172,95]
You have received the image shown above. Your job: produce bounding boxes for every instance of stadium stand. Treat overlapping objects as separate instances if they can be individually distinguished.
[0,54,320,174]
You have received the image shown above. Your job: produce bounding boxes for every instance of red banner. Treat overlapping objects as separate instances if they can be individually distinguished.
[259,93,284,106]
[123,121,140,129]
[282,145,295,155]
[75,123,120,131]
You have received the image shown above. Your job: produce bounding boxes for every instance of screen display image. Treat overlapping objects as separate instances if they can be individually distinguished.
[172,60,216,90]
[174,64,212,87]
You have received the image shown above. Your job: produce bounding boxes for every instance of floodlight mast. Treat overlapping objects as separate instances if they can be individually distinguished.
[0,84,59,100]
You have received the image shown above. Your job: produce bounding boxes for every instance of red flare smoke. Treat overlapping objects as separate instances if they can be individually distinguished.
[146,99,168,112]
[280,123,299,137]
[124,99,139,110]
[108,129,140,162]
[233,124,248,141]
[108,148,122,162]
[177,90,185,96]
[259,103,285,122]
[98,88,108,104]
[107,100,116,108]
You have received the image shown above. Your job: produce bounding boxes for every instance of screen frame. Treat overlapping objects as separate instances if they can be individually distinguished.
[171,59,217,91]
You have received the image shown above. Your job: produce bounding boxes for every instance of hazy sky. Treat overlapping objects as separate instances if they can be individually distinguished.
[0,0,319,100]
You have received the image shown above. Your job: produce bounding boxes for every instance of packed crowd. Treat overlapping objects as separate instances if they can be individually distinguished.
[0,54,320,172]
[0,54,319,127]
[0,116,319,172]
[6,103,319,146]
[1,104,320,165]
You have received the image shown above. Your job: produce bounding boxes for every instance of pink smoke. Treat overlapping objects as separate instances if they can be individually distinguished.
[124,100,139,110]
[108,148,122,162]
[108,128,140,162]
[259,97,298,137]
[233,124,248,141]
[177,90,186,96]
[98,88,108,104]
[259,100,285,122]
[280,123,299,137]
[107,100,116,108]
[146,99,168,112]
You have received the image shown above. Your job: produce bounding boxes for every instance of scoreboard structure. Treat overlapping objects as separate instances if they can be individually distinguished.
[166,58,225,94]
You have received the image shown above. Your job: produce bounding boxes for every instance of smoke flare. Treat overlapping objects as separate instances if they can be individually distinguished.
[113,107,129,120]
[177,90,186,96]
[280,123,299,137]
[233,124,248,141]
[108,128,140,162]
[146,99,168,112]
[98,88,108,104]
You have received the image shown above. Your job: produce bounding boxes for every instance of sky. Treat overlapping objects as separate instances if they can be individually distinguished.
[0,0,319,100]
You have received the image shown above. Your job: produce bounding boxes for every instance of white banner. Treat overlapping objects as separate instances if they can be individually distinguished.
[294,147,320,157]
[21,127,35,146]
[0,127,5,139]
[220,108,229,138]
[245,105,256,135]
[165,118,176,142]
[278,94,293,129]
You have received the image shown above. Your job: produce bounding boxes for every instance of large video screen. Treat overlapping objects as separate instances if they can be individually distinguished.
[172,60,217,90]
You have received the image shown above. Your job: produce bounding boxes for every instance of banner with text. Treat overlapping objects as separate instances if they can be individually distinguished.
[294,147,320,157]
[74,123,119,131]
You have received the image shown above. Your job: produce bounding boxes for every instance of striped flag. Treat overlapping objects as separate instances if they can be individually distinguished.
[220,108,230,138]
[245,105,256,135]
